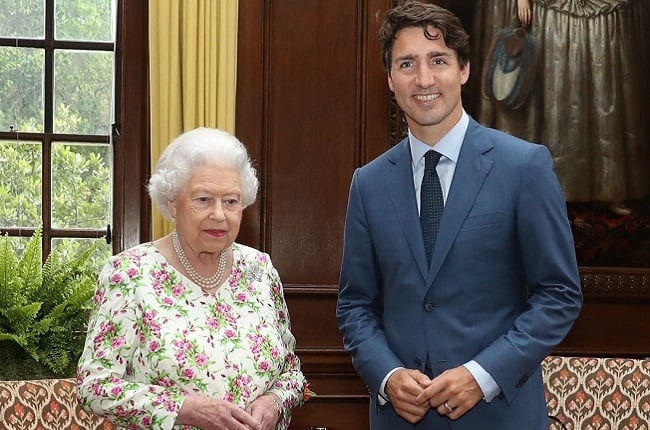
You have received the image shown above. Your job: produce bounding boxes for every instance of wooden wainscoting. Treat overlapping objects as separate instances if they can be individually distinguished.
[285,286,369,429]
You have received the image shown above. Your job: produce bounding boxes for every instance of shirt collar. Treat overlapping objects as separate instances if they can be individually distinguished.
[409,110,469,165]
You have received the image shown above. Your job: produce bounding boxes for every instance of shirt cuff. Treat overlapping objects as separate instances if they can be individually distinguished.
[463,360,501,402]
[378,367,404,405]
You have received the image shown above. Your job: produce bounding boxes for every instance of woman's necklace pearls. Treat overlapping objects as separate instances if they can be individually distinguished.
[172,230,228,291]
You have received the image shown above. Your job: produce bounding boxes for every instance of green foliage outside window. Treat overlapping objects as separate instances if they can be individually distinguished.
[0,0,115,273]
[0,141,111,231]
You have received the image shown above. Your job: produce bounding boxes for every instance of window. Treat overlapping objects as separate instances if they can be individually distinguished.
[0,0,117,267]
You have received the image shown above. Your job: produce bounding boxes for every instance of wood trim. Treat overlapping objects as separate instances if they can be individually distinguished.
[284,272,650,305]
[580,267,650,301]
[115,0,151,250]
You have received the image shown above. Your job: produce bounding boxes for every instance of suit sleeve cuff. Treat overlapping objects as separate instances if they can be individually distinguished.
[463,360,501,402]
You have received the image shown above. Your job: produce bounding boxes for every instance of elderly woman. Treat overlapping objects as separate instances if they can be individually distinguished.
[77,128,307,430]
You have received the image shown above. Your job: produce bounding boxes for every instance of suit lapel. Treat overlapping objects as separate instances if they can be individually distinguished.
[386,139,430,279]
[428,121,495,280]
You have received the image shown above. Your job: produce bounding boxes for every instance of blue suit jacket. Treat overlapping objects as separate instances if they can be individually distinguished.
[336,118,582,430]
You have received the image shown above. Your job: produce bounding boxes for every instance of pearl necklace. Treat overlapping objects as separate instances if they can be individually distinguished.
[172,230,228,290]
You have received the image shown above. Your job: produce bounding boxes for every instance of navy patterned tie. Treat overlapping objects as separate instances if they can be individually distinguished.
[420,150,444,265]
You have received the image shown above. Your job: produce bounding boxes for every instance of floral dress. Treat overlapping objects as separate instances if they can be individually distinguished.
[77,242,306,430]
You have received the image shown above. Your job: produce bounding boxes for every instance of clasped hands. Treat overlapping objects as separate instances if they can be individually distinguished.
[385,366,484,423]
[176,393,281,430]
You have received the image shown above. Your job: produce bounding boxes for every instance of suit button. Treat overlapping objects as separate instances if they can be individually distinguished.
[424,303,435,312]
[414,357,422,367]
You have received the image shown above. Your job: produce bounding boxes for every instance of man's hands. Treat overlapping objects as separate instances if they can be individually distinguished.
[385,369,432,423]
[416,366,484,420]
[386,366,484,423]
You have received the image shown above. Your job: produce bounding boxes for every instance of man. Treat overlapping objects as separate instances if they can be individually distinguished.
[336,2,582,429]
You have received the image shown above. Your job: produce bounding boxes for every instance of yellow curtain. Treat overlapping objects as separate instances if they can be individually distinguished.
[149,0,239,239]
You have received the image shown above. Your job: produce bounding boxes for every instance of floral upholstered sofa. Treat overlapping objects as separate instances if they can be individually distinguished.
[1,356,649,429]
[543,355,650,429]
[0,378,116,429]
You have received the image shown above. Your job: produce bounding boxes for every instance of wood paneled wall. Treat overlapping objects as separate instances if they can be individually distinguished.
[236,1,391,427]
[235,2,650,429]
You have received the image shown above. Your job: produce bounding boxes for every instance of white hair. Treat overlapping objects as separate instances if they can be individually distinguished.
[147,127,259,220]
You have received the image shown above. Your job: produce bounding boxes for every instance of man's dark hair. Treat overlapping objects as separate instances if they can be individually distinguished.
[378,0,471,72]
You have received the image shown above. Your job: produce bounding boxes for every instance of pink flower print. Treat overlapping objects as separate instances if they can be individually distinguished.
[143,310,157,324]
[182,368,195,380]
[111,273,123,284]
[127,268,137,278]
[97,350,106,358]
[152,270,171,282]
[156,377,174,387]
[163,297,174,306]
[196,353,209,366]
[165,399,177,412]
[259,361,270,371]
[99,321,115,334]
[236,292,247,302]
[141,417,152,426]
[149,341,160,352]
[181,340,193,350]
[111,337,126,349]
[171,284,185,296]
[92,333,105,346]
[150,322,161,334]
[216,303,231,313]
[270,347,280,359]
[110,385,123,398]
[206,317,219,329]
[93,290,105,304]
[225,392,234,402]
[256,254,268,263]
[230,269,243,282]
[233,375,252,400]
[114,405,127,418]
[224,329,236,338]
[249,333,264,343]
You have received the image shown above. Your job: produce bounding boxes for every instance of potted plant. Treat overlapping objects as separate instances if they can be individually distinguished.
[0,228,101,379]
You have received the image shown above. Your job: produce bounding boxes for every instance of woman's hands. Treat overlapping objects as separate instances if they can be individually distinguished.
[517,0,532,27]
[176,395,263,430]
[245,394,283,430]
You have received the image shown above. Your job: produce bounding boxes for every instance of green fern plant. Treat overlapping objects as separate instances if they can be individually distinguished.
[0,228,101,378]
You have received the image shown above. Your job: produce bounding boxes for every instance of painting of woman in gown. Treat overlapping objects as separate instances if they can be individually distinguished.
[471,0,650,214]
